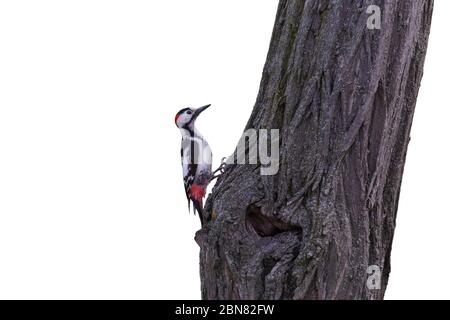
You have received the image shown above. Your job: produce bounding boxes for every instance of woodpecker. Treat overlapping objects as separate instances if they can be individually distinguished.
[175,104,219,226]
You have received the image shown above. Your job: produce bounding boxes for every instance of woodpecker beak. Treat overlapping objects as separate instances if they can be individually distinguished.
[193,104,211,119]
[196,104,210,114]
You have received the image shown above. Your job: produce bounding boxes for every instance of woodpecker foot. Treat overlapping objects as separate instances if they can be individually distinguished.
[209,157,228,183]
[212,157,227,175]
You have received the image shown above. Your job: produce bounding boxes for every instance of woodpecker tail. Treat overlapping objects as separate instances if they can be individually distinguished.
[193,200,204,226]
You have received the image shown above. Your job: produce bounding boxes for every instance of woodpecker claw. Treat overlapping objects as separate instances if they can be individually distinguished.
[212,157,227,176]
[209,158,228,183]
[219,157,228,172]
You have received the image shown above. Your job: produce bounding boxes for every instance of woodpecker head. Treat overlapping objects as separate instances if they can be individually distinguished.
[174,104,211,129]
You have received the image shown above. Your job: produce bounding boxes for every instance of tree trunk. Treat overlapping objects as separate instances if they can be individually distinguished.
[196,0,433,300]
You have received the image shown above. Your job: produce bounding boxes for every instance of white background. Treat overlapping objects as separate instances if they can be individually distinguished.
[0,1,448,300]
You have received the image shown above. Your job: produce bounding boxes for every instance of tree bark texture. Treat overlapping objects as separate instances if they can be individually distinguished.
[196,0,434,300]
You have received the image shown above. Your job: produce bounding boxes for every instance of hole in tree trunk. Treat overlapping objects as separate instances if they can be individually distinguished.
[245,204,301,237]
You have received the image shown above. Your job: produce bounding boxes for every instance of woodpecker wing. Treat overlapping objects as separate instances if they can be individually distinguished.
[181,136,200,213]
[183,162,197,212]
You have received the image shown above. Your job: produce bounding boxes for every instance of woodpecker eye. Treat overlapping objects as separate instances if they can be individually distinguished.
[186,110,193,115]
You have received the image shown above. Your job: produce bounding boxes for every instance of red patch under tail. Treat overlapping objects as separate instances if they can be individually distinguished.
[190,184,206,208]
[190,184,206,226]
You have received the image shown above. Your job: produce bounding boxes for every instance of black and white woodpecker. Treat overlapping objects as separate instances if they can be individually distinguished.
[175,104,223,225]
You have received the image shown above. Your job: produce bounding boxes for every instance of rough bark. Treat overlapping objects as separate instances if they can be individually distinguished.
[196,0,434,300]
